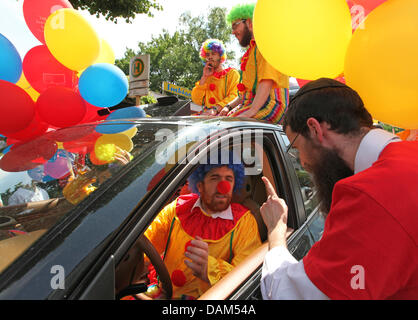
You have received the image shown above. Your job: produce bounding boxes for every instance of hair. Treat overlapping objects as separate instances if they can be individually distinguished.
[283,78,373,137]
[226,3,256,24]
[199,39,227,64]
[187,151,245,195]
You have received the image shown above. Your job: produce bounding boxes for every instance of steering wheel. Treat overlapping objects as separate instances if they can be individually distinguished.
[115,234,172,299]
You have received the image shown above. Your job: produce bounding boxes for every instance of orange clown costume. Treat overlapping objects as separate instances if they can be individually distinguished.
[144,193,261,299]
[191,67,240,113]
[233,39,289,124]
[191,39,240,115]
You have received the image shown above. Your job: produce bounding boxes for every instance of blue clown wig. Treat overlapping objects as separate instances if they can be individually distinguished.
[187,151,245,195]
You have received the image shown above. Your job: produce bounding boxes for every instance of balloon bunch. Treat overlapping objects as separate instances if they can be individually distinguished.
[0,0,129,144]
[253,0,418,130]
[0,0,145,201]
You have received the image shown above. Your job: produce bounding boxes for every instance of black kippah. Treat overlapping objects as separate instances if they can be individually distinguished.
[289,78,350,107]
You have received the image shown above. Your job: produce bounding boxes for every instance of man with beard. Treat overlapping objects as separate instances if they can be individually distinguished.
[222,3,289,124]
[144,152,261,299]
[259,78,418,299]
[191,39,239,116]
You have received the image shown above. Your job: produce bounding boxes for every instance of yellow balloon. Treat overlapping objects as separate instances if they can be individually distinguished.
[120,126,138,139]
[25,87,40,102]
[16,73,31,90]
[345,0,418,129]
[44,8,100,71]
[95,39,115,65]
[95,134,133,153]
[253,0,352,80]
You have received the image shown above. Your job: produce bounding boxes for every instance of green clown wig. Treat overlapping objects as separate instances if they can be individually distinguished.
[226,3,256,24]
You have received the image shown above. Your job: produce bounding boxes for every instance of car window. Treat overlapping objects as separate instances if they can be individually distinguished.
[117,129,273,300]
[0,122,182,274]
[281,134,319,216]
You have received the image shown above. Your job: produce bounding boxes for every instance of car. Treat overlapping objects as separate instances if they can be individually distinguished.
[0,116,324,300]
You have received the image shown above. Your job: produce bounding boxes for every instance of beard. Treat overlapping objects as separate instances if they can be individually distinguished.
[239,24,253,47]
[201,191,232,213]
[309,147,354,217]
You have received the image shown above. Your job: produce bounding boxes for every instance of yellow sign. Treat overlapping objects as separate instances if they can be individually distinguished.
[162,81,191,99]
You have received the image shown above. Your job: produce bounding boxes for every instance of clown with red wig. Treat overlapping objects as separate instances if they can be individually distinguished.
[144,151,261,299]
[191,39,240,116]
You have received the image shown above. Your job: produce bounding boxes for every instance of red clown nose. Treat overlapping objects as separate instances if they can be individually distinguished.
[217,180,231,194]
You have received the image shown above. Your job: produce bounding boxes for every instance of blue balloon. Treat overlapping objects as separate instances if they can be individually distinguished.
[0,33,22,83]
[95,106,146,134]
[78,63,128,108]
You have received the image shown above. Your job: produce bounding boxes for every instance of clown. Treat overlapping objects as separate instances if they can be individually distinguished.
[191,39,240,116]
[144,152,261,299]
[224,3,290,124]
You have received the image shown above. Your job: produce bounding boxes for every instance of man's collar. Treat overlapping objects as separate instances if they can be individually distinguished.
[192,197,234,220]
[354,129,401,174]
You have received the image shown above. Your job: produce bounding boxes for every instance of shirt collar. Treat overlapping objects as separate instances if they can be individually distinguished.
[192,197,234,220]
[354,129,401,174]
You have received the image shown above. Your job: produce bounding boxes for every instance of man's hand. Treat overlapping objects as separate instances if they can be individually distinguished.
[260,176,289,249]
[218,106,230,116]
[184,236,210,283]
[200,64,214,85]
[227,105,241,116]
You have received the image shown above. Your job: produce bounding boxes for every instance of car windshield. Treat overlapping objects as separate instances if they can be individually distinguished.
[0,119,191,273]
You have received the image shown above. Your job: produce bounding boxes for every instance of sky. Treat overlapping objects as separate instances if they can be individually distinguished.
[0,0,246,60]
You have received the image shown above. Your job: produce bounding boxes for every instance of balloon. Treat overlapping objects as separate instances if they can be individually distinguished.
[0,138,57,172]
[23,45,78,93]
[80,101,106,124]
[44,9,100,71]
[23,0,73,44]
[95,134,133,153]
[253,0,352,80]
[95,106,145,134]
[0,80,36,135]
[36,86,87,128]
[5,115,49,142]
[0,33,22,83]
[345,0,418,129]
[62,131,101,154]
[347,0,386,31]
[79,63,129,108]
[44,151,71,179]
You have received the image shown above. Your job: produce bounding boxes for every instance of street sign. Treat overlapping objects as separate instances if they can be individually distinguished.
[162,81,192,99]
[129,55,150,103]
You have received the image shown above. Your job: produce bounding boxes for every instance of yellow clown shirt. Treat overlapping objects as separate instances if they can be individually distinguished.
[144,193,262,299]
[233,39,289,124]
[191,67,240,114]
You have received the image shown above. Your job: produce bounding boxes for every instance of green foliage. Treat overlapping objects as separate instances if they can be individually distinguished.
[69,0,162,22]
[115,7,235,93]
[140,95,157,104]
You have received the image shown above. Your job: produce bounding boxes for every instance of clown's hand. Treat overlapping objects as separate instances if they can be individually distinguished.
[184,236,209,283]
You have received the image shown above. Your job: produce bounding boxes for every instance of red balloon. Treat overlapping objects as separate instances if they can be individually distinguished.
[23,45,78,93]
[347,0,387,31]
[0,137,57,172]
[0,80,36,135]
[62,131,101,154]
[81,101,107,124]
[23,0,73,44]
[46,123,97,143]
[4,115,49,142]
[36,86,87,128]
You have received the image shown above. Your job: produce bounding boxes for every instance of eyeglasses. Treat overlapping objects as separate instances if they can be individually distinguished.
[285,132,300,159]
[232,19,246,31]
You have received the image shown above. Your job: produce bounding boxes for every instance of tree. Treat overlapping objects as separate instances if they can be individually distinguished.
[69,0,162,22]
[116,7,236,93]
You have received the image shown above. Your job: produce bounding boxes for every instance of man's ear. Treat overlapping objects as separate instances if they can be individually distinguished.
[246,18,253,32]
[197,181,203,194]
[306,117,325,144]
